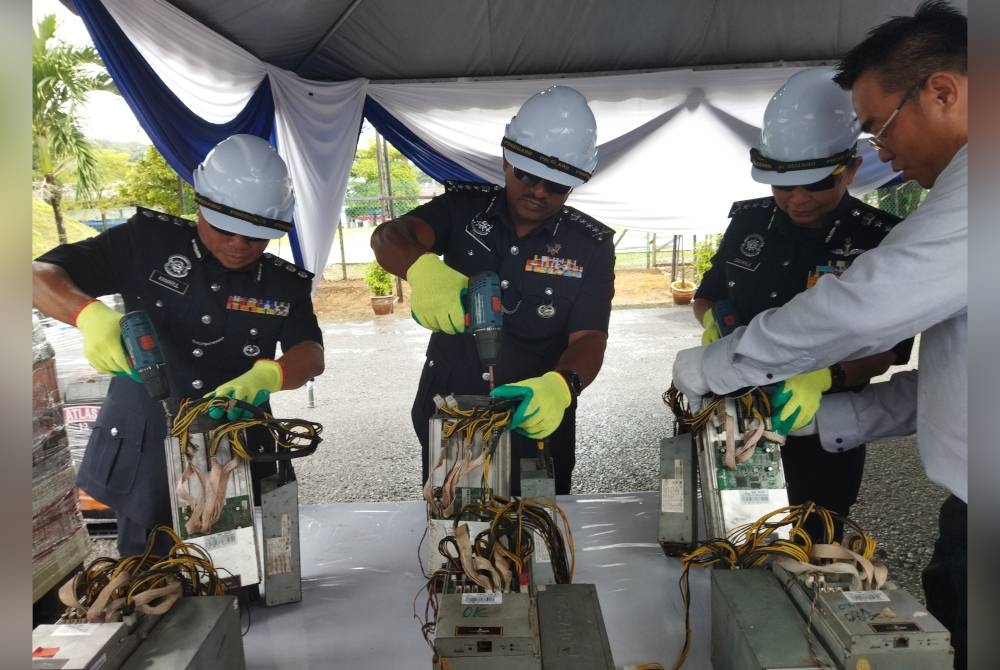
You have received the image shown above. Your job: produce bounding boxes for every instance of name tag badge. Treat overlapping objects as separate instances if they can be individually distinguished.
[725,258,760,273]
[148,269,189,295]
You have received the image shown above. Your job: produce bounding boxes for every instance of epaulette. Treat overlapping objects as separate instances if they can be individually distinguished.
[263,253,314,280]
[848,200,903,231]
[444,180,503,194]
[728,197,775,218]
[559,206,614,241]
[136,206,196,227]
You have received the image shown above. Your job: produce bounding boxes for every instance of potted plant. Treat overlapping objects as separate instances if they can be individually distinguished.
[364,261,395,315]
[669,237,696,305]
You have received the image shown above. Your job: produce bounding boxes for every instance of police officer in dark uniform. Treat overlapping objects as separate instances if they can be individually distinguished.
[371,86,615,495]
[694,69,912,540]
[32,134,325,556]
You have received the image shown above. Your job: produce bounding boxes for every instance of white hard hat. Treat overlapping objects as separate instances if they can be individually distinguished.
[502,85,598,188]
[751,68,861,187]
[192,134,295,240]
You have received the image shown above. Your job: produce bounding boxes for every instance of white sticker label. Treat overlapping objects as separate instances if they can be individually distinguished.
[661,478,685,513]
[739,489,771,505]
[461,592,503,605]
[202,530,237,550]
[52,624,99,636]
[843,590,891,603]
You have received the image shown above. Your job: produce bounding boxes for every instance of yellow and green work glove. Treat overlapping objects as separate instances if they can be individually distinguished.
[701,309,721,345]
[769,367,832,435]
[406,253,468,334]
[490,371,572,439]
[206,359,284,421]
[73,299,140,382]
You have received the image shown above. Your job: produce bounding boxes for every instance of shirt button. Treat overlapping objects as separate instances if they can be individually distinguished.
[835,438,844,444]
[249,328,259,336]
[544,287,553,296]
[155,300,164,307]
[769,291,778,298]
[727,280,736,287]
[766,373,773,380]
[500,280,510,289]
[467,249,474,256]
[201,314,212,324]
[428,360,435,367]
[782,261,790,267]
[833,219,841,226]
[210,283,222,292]
[481,372,490,381]
[192,348,204,357]
[192,379,204,390]
[510,245,519,255]
[110,427,118,437]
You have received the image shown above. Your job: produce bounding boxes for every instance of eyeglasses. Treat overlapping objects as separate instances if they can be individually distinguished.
[866,79,925,150]
[511,166,572,195]
[772,164,847,193]
[208,222,268,244]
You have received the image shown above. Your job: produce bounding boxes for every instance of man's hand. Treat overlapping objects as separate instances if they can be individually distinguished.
[206,359,284,421]
[406,254,468,334]
[701,309,721,345]
[672,346,711,410]
[769,368,832,436]
[490,371,572,439]
[74,299,139,381]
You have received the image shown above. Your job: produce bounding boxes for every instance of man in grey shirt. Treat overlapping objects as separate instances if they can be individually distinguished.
[671,2,968,666]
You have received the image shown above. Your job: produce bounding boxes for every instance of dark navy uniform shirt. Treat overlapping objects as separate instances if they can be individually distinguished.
[37,207,322,526]
[410,181,616,390]
[696,193,913,367]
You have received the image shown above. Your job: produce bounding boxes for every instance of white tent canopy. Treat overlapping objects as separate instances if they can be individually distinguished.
[71,0,953,275]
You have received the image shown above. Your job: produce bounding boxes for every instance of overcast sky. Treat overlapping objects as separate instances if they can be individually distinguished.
[33,0,151,144]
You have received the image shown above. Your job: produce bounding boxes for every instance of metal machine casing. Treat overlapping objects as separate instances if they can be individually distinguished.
[164,419,261,589]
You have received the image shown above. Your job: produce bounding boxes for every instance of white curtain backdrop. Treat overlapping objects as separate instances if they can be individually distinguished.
[369,70,898,234]
[100,0,368,280]
[97,0,899,275]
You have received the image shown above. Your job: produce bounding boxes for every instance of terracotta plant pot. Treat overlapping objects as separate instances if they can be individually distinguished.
[370,295,395,315]
[670,280,696,305]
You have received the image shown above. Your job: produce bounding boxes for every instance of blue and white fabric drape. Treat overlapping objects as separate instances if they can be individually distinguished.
[74,0,900,281]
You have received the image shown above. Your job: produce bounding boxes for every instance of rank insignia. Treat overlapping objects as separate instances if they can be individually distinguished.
[226,295,290,317]
[546,242,562,255]
[524,255,582,278]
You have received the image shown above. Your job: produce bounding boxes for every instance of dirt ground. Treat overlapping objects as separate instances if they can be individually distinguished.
[312,267,687,321]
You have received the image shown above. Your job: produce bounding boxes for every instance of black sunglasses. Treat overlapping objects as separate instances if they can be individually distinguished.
[772,164,847,193]
[208,222,268,243]
[512,166,572,195]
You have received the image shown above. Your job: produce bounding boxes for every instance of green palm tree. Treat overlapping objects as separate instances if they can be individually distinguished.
[32,14,116,244]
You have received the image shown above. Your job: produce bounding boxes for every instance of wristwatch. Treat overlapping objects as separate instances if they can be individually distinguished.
[556,369,583,397]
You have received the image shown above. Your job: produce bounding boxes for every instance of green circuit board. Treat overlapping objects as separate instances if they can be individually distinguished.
[714,442,785,490]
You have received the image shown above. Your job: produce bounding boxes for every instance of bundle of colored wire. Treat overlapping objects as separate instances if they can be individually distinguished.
[423,396,516,516]
[668,503,882,669]
[57,525,225,623]
[170,397,322,533]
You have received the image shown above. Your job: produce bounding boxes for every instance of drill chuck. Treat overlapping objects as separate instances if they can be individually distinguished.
[120,310,171,402]
[464,271,503,367]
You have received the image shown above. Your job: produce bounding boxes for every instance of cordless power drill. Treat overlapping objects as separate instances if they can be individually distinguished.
[119,310,172,419]
[463,271,503,389]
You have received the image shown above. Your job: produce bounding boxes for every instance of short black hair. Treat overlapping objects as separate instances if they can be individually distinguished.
[833,0,966,92]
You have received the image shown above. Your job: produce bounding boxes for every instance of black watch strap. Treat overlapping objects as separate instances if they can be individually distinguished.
[828,363,847,393]
[556,369,583,397]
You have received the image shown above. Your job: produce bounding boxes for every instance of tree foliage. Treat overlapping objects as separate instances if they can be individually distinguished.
[32,14,117,243]
[345,139,421,222]
[121,146,197,218]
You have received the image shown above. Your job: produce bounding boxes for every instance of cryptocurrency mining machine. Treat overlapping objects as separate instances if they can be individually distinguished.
[660,389,954,669]
[423,394,615,670]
